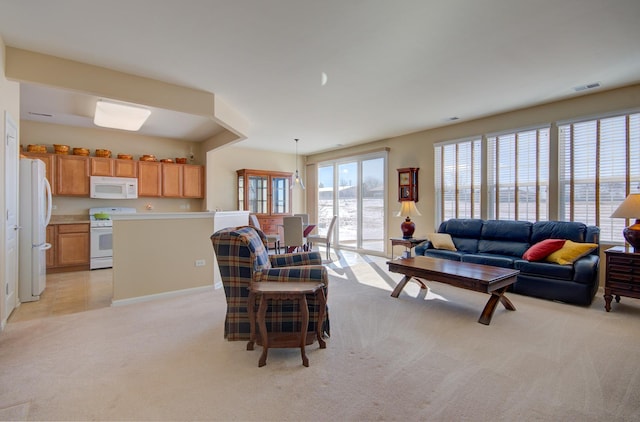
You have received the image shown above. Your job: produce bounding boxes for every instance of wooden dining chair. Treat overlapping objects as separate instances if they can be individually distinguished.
[307,215,338,260]
[283,216,305,252]
[249,214,280,254]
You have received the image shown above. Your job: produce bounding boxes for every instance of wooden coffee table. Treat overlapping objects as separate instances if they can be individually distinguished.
[387,256,519,325]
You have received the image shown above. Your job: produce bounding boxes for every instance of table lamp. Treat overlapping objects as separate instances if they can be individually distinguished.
[610,193,640,252]
[396,200,421,239]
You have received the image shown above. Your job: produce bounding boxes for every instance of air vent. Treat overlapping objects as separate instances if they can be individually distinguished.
[574,82,601,92]
[28,112,53,117]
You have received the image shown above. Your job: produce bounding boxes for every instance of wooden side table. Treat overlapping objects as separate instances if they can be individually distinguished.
[390,237,428,260]
[604,246,640,312]
[247,281,326,367]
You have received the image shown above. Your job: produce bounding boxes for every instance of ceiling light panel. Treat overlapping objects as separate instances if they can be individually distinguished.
[94,100,151,131]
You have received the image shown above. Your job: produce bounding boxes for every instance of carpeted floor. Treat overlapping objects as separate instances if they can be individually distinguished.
[1,252,639,421]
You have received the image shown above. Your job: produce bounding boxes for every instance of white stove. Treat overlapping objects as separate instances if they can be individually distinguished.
[89,207,136,269]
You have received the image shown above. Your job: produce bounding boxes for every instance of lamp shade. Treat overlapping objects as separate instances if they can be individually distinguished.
[611,193,640,252]
[396,200,422,218]
[610,193,640,219]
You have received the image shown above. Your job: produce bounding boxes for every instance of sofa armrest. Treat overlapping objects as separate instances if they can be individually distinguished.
[573,254,600,284]
[269,251,323,267]
[414,241,432,256]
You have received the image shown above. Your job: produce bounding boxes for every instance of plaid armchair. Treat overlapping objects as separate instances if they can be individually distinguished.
[210,225,330,342]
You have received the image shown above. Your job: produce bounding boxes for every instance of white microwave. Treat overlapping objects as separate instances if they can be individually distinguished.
[90,176,138,199]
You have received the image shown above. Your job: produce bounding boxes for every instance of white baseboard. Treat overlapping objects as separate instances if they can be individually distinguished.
[111,285,215,307]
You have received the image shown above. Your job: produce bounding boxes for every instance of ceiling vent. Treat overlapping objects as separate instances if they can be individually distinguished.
[574,82,601,92]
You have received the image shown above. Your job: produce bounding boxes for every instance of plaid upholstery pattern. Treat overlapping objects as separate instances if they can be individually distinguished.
[211,225,330,341]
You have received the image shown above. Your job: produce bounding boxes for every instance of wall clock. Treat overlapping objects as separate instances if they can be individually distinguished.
[398,167,418,202]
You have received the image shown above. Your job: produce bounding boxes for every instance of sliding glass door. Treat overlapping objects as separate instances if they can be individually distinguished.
[317,151,387,254]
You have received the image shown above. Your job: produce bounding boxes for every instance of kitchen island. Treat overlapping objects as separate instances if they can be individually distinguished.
[111,210,249,305]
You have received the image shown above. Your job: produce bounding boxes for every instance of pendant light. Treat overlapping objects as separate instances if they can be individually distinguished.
[293,138,305,189]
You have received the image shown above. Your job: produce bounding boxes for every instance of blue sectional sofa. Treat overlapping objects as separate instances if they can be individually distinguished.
[414,219,600,305]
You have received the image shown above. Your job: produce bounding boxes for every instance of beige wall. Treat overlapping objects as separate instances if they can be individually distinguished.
[308,84,640,249]
[0,36,21,326]
[206,145,304,213]
[112,215,215,302]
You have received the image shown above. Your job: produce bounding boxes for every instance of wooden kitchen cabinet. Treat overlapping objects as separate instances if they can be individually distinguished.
[56,154,90,196]
[90,157,138,178]
[237,169,292,235]
[183,164,204,198]
[114,159,138,177]
[138,161,162,197]
[23,152,56,193]
[90,157,114,176]
[162,163,183,197]
[47,223,90,273]
[46,225,55,268]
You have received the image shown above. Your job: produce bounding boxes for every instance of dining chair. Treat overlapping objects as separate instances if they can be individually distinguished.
[283,216,305,252]
[294,213,309,225]
[307,215,338,260]
[249,214,280,254]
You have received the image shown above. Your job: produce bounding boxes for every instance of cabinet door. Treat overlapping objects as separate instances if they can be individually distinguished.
[271,176,291,215]
[56,155,90,196]
[90,157,114,176]
[162,164,183,197]
[114,159,137,177]
[183,165,204,198]
[138,161,162,197]
[247,175,269,214]
[46,225,55,268]
[56,224,90,266]
[24,152,56,194]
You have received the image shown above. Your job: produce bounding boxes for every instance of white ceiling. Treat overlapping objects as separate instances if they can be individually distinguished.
[1,0,639,155]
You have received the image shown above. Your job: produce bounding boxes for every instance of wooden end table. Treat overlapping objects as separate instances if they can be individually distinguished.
[604,246,640,312]
[390,237,428,260]
[247,281,326,367]
[388,256,519,325]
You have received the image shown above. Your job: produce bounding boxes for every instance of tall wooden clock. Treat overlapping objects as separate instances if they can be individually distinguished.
[398,167,419,202]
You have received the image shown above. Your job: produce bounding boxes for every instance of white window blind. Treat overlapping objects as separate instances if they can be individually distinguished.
[487,128,549,221]
[559,113,640,242]
[435,138,481,221]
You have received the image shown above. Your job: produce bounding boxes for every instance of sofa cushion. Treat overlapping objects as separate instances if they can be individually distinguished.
[439,219,483,253]
[461,253,516,269]
[424,249,464,261]
[477,220,531,257]
[522,239,566,261]
[545,240,598,265]
[515,259,574,280]
[428,233,457,251]
[531,221,587,244]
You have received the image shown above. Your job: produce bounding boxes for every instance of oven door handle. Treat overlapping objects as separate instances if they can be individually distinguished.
[91,227,113,232]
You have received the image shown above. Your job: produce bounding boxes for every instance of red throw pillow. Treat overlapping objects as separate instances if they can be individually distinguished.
[522,239,566,261]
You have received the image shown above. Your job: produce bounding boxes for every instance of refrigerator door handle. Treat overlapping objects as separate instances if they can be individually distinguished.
[38,243,52,251]
[44,177,53,226]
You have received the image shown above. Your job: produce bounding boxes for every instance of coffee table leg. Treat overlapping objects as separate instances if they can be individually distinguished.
[391,275,428,298]
[479,286,514,325]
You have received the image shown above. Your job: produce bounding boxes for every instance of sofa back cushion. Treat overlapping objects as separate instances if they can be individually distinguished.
[478,220,532,257]
[531,221,587,243]
[438,219,484,253]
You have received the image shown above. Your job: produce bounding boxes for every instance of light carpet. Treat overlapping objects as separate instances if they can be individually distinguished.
[1,255,640,421]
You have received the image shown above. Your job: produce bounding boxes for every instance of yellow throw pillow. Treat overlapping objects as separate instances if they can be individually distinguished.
[545,240,597,265]
[428,233,457,251]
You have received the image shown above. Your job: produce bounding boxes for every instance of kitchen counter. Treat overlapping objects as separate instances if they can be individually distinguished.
[49,215,91,224]
[110,210,249,304]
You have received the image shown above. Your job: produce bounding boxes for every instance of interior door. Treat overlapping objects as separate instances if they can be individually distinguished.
[4,112,19,322]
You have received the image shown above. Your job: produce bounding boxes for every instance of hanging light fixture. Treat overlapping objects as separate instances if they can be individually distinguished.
[293,138,305,189]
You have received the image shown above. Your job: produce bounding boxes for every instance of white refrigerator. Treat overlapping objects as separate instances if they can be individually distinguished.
[19,158,52,302]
